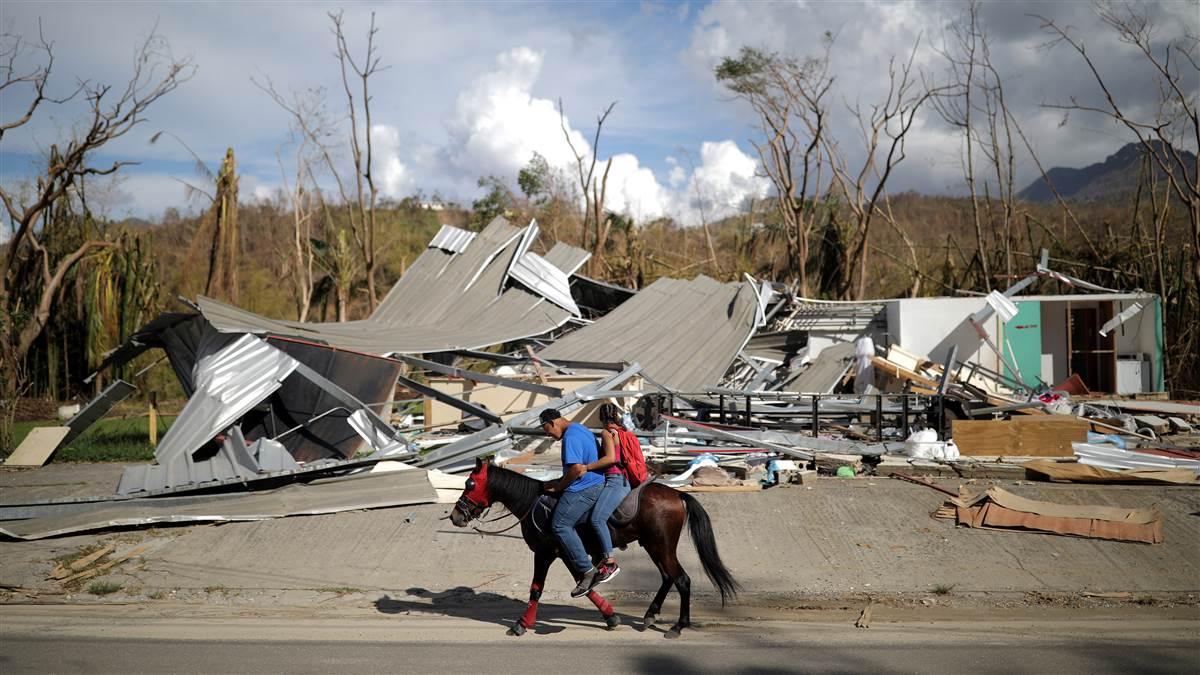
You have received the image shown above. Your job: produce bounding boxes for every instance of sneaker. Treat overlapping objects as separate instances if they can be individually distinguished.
[594,560,621,585]
[570,567,598,598]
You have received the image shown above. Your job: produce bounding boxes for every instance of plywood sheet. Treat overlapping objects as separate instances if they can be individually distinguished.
[4,426,70,466]
[952,416,1088,457]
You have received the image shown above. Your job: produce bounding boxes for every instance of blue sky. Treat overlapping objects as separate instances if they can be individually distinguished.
[1,1,1196,222]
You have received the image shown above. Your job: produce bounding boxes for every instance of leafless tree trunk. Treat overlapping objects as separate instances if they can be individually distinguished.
[560,99,616,276]
[204,148,239,302]
[829,39,938,300]
[677,147,722,277]
[935,2,990,288]
[331,10,384,313]
[254,80,336,322]
[0,25,192,393]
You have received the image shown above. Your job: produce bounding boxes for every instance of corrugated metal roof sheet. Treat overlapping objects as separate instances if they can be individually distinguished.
[428,224,476,253]
[196,218,592,355]
[538,276,760,391]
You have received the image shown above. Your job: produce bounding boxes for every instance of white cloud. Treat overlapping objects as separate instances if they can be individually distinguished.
[602,153,671,221]
[371,124,411,197]
[683,140,769,221]
[441,46,762,227]
[446,47,591,181]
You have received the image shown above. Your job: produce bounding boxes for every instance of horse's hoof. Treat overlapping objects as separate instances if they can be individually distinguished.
[604,614,620,631]
[507,622,527,637]
[641,615,657,631]
[664,627,682,639]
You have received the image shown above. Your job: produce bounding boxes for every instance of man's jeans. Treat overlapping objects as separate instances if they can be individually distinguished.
[551,483,603,574]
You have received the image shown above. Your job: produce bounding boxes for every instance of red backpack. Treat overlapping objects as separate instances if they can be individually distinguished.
[608,423,649,488]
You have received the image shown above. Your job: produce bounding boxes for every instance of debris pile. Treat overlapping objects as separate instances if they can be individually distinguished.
[3,228,1197,542]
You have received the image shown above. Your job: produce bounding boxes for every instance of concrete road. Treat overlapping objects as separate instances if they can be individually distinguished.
[3,634,1196,674]
[2,607,1197,675]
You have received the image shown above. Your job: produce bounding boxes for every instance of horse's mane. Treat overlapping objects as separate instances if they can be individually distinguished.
[487,464,543,511]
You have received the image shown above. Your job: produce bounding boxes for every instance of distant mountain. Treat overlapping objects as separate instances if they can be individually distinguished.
[1018,141,1196,203]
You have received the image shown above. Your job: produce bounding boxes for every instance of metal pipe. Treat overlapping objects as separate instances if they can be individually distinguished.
[811,395,820,438]
[875,394,883,442]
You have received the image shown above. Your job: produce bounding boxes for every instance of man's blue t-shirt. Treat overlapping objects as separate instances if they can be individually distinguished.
[561,422,604,492]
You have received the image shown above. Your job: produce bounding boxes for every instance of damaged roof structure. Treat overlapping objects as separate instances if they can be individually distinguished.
[539,275,771,391]
[195,217,591,355]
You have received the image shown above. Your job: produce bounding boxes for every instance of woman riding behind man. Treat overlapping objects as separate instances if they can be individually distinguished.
[583,402,635,586]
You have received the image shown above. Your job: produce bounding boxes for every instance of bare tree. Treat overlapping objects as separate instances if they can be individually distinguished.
[253,80,336,321]
[676,147,723,277]
[1036,2,1200,294]
[934,4,990,288]
[828,39,937,299]
[716,42,835,296]
[559,99,616,276]
[0,26,193,394]
[330,10,384,313]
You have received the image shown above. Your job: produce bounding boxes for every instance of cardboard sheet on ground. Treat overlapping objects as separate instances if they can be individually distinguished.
[1023,459,1198,485]
[0,469,436,540]
[938,486,1163,544]
[4,427,70,466]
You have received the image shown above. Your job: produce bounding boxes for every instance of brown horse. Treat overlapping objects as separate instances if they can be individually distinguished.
[449,459,739,638]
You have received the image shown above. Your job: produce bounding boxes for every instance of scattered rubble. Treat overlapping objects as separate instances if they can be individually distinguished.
[2,233,1197,541]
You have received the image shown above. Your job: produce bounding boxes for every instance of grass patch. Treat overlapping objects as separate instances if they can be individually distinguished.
[147,589,167,600]
[316,586,363,595]
[930,584,956,596]
[10,416,175,462]
[86,581,123,596]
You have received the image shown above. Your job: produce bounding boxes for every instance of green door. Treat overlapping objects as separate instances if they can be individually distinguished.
[1002,301,1042,387]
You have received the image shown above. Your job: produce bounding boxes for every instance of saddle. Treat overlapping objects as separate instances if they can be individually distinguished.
[532,480,653,534]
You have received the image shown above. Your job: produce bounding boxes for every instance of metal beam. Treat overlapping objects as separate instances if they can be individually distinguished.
[394,373,502,425]
[394,354,562,397]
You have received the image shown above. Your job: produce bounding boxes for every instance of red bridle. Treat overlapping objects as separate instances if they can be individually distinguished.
[454,462,491,521]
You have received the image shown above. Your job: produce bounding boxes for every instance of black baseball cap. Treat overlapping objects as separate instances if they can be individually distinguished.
[538,408,562,426]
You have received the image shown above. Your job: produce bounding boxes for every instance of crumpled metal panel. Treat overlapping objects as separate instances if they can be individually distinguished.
[1,470,438,540]
[62,379,138,447]
[428,224,477,254]
[510,249,581,315]
[154,334,299,465]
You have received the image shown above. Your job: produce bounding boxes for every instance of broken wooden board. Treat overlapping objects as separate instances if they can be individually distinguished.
[57,546,147,585]
[676,483,761,493]
[952,416,1088,457]
[4,426,70,466]
[1023,459,1198,485]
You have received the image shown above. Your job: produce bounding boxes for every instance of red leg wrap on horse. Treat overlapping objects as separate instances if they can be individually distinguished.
[587,590,614,617]
[520,582,542,627]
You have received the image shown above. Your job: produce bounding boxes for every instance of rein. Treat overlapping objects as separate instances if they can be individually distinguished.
[471,500,536,536]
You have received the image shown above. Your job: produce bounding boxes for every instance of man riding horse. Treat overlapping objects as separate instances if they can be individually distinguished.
[450,406,739,638]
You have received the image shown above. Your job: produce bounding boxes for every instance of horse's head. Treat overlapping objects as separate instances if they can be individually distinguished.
[449,458,493,527]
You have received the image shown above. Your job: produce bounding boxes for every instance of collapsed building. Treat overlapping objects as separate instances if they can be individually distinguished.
[2,224,1196,541]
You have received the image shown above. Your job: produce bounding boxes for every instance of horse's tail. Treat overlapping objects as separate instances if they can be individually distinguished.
[679,492,740,605]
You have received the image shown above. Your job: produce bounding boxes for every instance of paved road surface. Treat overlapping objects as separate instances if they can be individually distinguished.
[3,633,1195,674]
[3,608,1196,674]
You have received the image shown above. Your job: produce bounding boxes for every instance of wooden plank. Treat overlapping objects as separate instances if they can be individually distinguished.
[952,416,1089,457]
[676,484,762,493]
[4,426,70,466]
[57,546,147,585]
